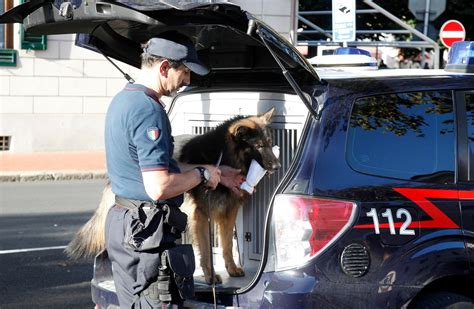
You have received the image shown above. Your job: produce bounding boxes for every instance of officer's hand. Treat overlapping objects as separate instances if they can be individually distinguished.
[219,165,245,197]
[204,165,221,190]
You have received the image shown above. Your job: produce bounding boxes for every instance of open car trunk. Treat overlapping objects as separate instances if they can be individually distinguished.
[168,89,308,292]
[91,88,309,306]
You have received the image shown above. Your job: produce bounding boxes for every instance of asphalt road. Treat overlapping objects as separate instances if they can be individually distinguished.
[0,179,108,309]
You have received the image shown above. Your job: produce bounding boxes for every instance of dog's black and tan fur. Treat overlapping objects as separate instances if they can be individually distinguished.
[65,107,280,285]
[180,107,280,283]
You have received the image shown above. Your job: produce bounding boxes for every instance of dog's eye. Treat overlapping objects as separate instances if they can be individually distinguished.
[256,144,264,149]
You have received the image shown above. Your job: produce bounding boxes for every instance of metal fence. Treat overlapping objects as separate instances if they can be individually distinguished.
[298,0,440,68]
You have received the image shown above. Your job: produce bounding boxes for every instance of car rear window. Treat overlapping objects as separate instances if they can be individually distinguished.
[347,91,454,183]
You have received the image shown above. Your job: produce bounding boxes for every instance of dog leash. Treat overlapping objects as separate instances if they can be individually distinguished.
[207,150,223,309]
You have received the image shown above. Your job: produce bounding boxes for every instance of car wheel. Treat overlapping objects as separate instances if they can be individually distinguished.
[410,291,474,309]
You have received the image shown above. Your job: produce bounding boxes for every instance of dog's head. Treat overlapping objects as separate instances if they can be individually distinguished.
[228,107,281,174]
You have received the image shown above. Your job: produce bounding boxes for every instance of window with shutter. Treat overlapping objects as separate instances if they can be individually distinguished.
[0,0,16,66]
[20,0,47,50]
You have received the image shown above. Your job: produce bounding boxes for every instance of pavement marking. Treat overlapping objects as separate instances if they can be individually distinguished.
[0,245,67,255]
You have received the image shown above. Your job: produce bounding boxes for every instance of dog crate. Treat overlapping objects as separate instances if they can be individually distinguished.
[168,91,307,289]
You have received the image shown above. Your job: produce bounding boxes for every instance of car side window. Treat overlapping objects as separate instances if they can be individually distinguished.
[465,92,474,180]
[347,91,455,183]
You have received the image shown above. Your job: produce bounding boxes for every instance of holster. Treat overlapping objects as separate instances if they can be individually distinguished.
[123,205,165,251]
[116,196,188,251]
[163,204,188,236]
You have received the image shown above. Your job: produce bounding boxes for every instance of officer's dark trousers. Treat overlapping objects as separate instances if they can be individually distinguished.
[105,205,182,309]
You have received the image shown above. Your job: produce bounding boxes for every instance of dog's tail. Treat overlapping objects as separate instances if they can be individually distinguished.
[65,183,115,260]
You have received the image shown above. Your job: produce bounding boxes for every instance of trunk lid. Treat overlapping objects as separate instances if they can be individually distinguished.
[1,0,321,91]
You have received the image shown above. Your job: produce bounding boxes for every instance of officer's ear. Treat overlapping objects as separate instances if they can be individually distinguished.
[159,60,170,77]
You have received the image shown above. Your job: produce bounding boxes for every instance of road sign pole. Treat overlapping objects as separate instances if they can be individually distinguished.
[421,0,431,68]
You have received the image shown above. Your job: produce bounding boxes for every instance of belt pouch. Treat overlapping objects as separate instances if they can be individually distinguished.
[124,205,164,251]
[163,244,195,299]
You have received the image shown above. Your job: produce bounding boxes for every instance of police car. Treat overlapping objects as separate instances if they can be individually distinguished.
[2,1,474,308]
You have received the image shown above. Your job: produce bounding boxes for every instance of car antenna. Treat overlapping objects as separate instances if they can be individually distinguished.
[98,50,136,83]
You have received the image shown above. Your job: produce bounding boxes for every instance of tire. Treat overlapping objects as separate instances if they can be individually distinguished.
[410,291,474,309]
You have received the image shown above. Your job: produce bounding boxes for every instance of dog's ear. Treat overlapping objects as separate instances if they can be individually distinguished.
[234,125,253,142]
[259,107,276,124]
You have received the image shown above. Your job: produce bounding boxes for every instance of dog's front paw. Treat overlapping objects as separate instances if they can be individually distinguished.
[205,273,222,285]
[227,266,245,277]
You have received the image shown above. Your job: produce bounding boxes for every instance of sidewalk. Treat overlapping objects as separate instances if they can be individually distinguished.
[0,151,107,182]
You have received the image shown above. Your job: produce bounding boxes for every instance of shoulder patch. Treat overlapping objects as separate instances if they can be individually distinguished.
[146,127,160,141]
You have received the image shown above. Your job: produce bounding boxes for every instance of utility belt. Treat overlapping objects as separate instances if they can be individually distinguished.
[115,196,158,209]
[115,196,188,251]
[116,196,195,304]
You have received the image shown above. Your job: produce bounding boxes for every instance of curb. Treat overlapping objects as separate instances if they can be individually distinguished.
[0,171,107,182]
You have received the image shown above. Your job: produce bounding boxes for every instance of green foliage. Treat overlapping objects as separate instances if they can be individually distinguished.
[350,91,454,138]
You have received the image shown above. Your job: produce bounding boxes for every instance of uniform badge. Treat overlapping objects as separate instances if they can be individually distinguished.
[146,127,160,141]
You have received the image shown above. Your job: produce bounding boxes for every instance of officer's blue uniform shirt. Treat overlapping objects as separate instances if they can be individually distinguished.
[105,83,183,206]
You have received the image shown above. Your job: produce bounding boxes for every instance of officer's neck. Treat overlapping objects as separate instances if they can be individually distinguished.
[135,66,164,98]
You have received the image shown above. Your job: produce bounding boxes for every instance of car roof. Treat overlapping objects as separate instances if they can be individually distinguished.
[314,69,474,103]
[315,68,474,81]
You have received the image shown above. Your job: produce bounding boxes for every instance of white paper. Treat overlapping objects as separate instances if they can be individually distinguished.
[240,159,267,194]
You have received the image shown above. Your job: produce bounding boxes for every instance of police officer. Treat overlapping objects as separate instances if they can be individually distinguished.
[104,31,243,308]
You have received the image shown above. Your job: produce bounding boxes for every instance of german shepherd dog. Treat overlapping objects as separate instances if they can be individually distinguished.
[65,107,280,285]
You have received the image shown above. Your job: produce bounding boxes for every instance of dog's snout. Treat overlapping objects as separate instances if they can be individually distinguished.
[268,160,281,171]
[273,161,281,170]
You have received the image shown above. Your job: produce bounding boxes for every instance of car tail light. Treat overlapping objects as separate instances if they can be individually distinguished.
[272,194,356,270]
